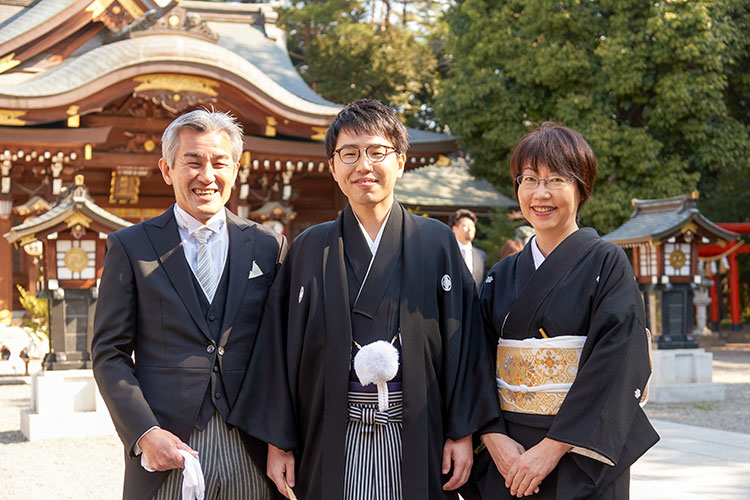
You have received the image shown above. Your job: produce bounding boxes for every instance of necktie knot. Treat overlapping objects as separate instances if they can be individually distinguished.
[193,227,214,245]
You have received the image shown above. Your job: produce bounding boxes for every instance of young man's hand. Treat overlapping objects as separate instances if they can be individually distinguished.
[268,443,296,498]
[442,435,473,490]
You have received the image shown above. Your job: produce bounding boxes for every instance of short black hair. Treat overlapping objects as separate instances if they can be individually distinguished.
[325,99,409,159]
[449,208,477,228]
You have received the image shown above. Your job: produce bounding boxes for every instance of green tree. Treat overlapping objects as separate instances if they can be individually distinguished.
[305,22,437,120]
[279,1,446,127]
[437,0,750,233]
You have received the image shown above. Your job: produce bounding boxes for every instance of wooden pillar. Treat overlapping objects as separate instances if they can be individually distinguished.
[0,217,12,311]
[709,269,720,332]
[728,250,741,331]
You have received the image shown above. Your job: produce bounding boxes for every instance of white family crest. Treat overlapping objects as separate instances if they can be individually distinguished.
[298,286,305,303]
[441,274,452,292]
[486,275,494,284]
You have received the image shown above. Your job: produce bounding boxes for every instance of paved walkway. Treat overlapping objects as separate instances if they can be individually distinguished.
[631,419,750,499]
[1,330,749,498]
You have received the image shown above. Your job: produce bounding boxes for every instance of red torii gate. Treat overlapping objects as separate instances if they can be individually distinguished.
[699,222,750,331]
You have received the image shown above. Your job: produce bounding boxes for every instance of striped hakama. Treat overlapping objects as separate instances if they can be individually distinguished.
[152,412,270,500]
[343,387,403,500]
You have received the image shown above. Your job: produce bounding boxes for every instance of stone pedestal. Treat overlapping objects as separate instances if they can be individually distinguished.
[648,348,725,403]
[43,288,96,370]
[20,369,116,441]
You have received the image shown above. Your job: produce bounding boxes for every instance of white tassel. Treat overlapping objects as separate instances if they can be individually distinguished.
[353,340,399,412]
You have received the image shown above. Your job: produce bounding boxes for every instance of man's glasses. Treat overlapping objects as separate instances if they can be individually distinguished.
[333,145,398,164]
[516,174,574,190]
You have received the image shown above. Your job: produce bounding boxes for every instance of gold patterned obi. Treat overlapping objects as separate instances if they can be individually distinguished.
[496,336,586,415]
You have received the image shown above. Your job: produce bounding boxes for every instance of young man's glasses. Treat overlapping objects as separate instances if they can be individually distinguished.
[333,145,398,164]
[516,174,574,190]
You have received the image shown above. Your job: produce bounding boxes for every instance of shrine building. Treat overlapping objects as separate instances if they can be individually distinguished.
[0,0,463,310]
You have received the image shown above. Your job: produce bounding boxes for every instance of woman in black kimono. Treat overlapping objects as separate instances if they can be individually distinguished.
[473,123,658,499]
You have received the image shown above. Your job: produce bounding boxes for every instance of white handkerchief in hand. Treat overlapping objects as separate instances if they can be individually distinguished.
[178,450,205,500]
[248,260,263,279]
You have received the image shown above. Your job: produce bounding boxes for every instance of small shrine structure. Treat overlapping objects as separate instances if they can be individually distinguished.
[603,193,738,347]
[3,175,129,440]
[4,175,131,369]
[603,193,738,403]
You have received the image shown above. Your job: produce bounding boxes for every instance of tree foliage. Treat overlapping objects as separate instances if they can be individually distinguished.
[280,1,449,127]
[437,0,750,233]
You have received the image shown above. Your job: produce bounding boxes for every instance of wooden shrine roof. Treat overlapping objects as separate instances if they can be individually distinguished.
[602,194,738,247]
[5,178,132,244]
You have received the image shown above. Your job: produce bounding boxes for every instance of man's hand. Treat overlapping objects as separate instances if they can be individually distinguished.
[441,435,473,491]
[482,432,525,482]
[139,428,197,471]
[506,437,571,497]
[268,443,296,498]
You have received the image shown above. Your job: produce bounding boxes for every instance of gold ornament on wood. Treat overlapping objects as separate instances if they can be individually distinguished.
[669,249,686,270]
[64,247,89,273]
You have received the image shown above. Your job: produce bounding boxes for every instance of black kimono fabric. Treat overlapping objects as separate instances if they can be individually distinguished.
[473,228,659,500]
[342,203,404,381]
[228,202,500,500]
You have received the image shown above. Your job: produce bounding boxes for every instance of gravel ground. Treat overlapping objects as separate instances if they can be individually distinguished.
[0,344,748,499]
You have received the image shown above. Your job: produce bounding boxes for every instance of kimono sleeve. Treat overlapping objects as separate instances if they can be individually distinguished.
[546,247,651,467]
[442,240,502,440]
[227,243,298,451]
[475,266,508,436]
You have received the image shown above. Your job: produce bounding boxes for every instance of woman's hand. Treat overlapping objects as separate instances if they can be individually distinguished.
[506,437,571,497]
[481,432,525,481]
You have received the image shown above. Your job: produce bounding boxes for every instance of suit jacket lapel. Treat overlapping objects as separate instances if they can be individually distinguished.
[219,210,256,345]
[143,206,211,340]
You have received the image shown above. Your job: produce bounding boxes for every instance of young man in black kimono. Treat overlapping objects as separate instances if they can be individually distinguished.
[228,99,499,500]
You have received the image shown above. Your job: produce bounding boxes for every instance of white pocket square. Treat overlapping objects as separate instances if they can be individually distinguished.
[248,261,264,279]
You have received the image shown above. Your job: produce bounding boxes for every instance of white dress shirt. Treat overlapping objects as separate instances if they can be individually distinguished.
[458,240,474,272]
[173,204,230,296]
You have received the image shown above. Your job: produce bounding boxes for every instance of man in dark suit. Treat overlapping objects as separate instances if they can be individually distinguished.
[92,110,285,500]
[449,209,486,289]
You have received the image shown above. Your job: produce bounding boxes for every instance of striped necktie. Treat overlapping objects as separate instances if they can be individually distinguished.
[193,227,218,302]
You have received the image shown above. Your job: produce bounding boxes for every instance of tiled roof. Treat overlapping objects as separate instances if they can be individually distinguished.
[0,0,76,46]
[602,195,737,245]
[0,33,341,116]
[209,21,337,109]
[395,157,516,208]
[5,185,131,243]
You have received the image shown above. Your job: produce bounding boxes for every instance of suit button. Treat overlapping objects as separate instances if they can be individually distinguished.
[217,346,225,356]
[213,365,219,373]
[206,345,215,354]
[215,392,222,399]
[208,314,216,322]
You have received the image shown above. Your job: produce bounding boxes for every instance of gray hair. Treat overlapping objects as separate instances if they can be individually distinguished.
[161,109,244,167]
